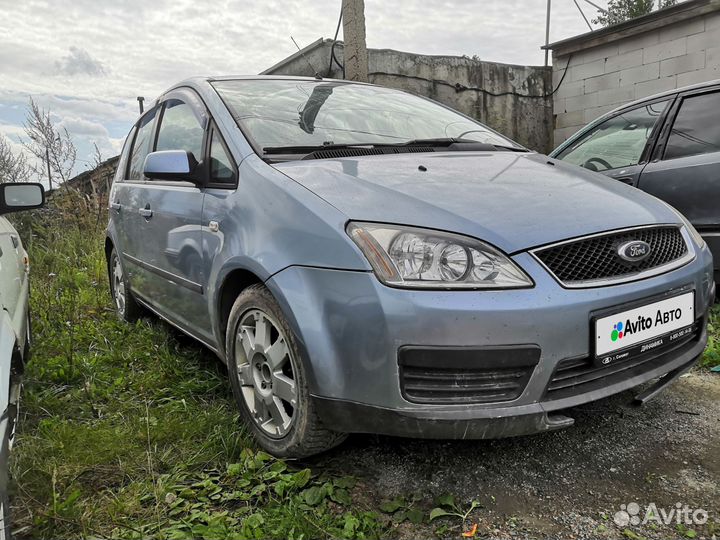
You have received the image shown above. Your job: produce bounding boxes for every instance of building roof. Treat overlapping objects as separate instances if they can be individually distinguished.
[543,0,720,56]
[66,154,119,189]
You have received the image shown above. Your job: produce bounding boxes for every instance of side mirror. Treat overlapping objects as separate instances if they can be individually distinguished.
[0,182,45,215]
[143,150,200,182]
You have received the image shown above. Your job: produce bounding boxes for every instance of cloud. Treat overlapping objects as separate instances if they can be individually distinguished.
[55,46,107,77]
[58,116,110,138]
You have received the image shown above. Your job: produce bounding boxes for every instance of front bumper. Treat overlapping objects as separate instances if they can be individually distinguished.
[266,244,715,438]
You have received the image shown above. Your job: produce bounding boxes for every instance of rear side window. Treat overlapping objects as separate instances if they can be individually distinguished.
[113,126,135,184]
[156,100,205,159]
[128,108,158,180]
[556,100,669,172]
[664,91,720,160]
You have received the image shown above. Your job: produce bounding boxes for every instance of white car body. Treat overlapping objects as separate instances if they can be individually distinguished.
[0,182,44,539]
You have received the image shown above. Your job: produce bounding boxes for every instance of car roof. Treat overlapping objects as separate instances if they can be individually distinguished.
[170,74,373,88]
[156,75,376,105]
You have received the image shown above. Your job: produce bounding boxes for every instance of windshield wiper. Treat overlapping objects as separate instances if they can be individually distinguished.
[488,143,529,152]
[262,139,529,156]
[263,143,390,155]
[395,137,476,146]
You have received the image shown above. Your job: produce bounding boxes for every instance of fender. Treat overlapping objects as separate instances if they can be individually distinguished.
[0,310,18,420]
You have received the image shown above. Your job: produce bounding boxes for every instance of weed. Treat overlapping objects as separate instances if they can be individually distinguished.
[701,304,720,369]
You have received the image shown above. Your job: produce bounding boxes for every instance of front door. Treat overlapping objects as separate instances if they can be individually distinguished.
[554,98,674,186]
[133,90,212,342]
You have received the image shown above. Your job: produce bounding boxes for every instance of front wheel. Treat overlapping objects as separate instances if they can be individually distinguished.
[226,284,347,458]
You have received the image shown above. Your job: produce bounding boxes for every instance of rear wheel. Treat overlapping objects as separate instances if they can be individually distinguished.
[226,284,346,457]
[109,249,142,322]
[0,484,10,540]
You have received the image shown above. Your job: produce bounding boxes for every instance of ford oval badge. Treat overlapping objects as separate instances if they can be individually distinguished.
[617,240,651,262]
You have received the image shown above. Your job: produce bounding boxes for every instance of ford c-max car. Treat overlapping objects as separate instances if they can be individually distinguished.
[106,76,715,457]
[550,79,720,286]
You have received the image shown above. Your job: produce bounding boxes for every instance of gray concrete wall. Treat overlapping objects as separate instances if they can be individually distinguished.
[263,41,553,153]
[551,9,720,148]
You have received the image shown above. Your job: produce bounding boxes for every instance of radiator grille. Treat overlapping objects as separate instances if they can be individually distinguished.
[534,226,688,286]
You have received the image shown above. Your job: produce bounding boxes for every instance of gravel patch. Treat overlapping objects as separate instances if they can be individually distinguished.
[309,371,720,539]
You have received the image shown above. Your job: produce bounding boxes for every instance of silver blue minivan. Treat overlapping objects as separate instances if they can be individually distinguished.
[106,77,715,457]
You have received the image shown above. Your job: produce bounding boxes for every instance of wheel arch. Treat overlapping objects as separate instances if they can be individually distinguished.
[216,267,263,359]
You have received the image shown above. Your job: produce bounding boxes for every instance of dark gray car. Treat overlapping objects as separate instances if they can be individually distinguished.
[551,79,720,285]
[106,76,715,458]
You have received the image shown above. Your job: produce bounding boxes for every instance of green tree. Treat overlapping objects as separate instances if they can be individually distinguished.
[593,0,677,27]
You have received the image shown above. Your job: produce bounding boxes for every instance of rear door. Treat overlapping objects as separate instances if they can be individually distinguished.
[110,106,159,290]
[554,98,674,186]
[638,86,720,278]
[133,89,212,342]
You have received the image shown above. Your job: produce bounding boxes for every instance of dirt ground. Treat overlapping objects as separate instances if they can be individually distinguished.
[308,371,720,539]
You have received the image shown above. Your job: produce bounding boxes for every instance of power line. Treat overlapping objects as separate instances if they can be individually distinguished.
[573,0,594,30]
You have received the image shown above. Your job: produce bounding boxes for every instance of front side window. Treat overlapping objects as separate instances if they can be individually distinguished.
[155,99,205,159]
[212,80,521,154]
[664,91,720,160]
[209,130,235,184]
[128,108,158,180]
[557,100,670,172]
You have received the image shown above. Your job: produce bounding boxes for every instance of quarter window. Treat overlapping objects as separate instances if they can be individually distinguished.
[664,91,720,160]
[128,108,158,180]
[557,100,670,172]
[209,130,235,184]
[155,100,205,160]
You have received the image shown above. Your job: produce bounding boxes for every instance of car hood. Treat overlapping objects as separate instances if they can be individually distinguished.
[272,152,679,253]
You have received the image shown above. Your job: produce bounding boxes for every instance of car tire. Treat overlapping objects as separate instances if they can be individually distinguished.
[0,487,10,540]
[109,248,142,323]
[225,284,347,458]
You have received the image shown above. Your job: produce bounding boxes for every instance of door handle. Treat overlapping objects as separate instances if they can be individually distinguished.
[614,177,635,185]
[139,207,153,219]
[110,202,122,213]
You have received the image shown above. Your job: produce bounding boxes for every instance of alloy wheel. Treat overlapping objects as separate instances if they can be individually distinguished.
[235,309,298,438]
[112,256,126,315]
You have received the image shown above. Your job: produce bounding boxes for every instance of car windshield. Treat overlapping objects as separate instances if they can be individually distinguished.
[212,79,522,154]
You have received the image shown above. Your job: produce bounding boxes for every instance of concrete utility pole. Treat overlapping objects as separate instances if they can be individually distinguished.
[342,0,369,82]
[544,0,552,66]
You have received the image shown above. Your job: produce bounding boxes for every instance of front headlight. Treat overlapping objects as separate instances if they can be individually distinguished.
[347,222,533,289]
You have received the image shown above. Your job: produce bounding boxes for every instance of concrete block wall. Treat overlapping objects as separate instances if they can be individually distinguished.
[552,10,720,148]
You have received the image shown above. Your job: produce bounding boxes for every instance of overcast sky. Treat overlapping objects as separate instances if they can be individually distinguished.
[0,0,610,175]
